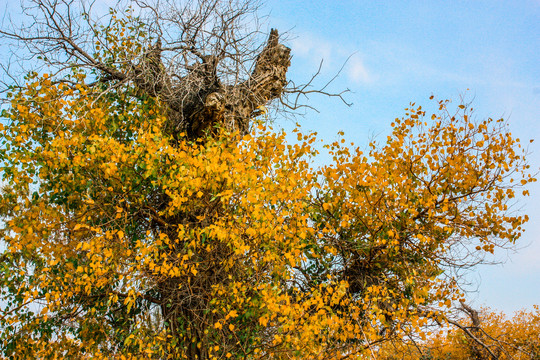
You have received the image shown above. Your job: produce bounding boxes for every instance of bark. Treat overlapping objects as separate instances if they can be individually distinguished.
[131,29,290,140]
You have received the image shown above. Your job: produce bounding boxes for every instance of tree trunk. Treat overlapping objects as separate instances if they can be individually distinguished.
[133,29,291,141]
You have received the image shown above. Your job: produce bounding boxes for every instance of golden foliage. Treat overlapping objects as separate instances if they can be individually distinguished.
[377,305,540,359]
[0,55,535,359]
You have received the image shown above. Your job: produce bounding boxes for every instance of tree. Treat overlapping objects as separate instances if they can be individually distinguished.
[376,305,540,360]
[0,0,535,359]
[0,0,295,140]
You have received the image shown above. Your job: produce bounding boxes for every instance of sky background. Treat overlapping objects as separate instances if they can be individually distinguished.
[262,0,540,314]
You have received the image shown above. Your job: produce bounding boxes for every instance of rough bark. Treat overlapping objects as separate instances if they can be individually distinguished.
[128,29,290,140]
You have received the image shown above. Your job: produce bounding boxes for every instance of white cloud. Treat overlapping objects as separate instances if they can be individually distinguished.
[347,56,372,84]
[290,34,334,69]
[290,33,375,86]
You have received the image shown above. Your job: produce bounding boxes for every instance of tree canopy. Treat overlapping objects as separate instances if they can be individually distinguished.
[376,305,540,359]
[0,0,536,359]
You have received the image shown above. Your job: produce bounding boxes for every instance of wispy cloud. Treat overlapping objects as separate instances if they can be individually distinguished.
[290,34,334,69]
[347,56,373,84]
[289,32,374,86]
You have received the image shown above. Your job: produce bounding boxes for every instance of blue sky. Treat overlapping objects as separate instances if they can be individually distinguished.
[264,0,540,313]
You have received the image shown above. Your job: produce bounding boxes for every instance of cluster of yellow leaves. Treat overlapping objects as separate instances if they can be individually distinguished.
[0,62,534,359]
[376,305,540,360]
